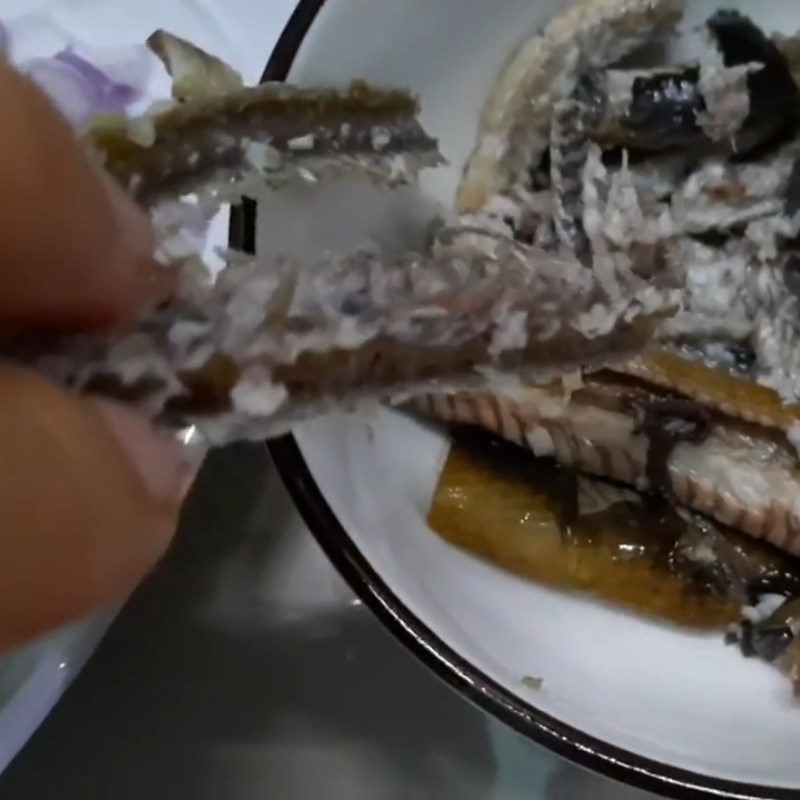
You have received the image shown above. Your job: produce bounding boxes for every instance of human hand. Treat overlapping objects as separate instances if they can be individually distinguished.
[0,59,195,650]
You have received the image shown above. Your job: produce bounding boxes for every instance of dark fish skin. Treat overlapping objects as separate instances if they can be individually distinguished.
[87,80,444,204]
[579,66,705,151]
[731,597,800,663]
[707,9,800,154]
[626,67,703,149]
[708,9,798,93]
[634,397,711,500]
[582,11,800,154]
[785,156,800,218]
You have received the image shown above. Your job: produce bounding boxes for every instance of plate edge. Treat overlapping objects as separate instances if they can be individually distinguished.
[235,3,796,798]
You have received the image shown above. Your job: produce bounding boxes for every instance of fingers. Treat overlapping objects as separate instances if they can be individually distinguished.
[0,60,157,331]
[0,62,193,647]
[0,365,194,650]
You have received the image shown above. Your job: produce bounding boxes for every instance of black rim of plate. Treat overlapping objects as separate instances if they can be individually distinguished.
[228,3,797,798]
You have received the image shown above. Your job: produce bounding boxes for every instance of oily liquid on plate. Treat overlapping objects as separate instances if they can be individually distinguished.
[427,431,740,628]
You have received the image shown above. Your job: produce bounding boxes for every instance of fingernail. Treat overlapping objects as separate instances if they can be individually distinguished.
[96,167,154,258]
[91,161,155,258]
[89,398,198,506]
[94,165,171,319]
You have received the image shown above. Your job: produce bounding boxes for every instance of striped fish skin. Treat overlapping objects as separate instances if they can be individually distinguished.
[550,99,593,261]
[408,353,800,557]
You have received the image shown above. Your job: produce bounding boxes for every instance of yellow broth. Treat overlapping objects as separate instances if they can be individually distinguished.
[428,439,741,628]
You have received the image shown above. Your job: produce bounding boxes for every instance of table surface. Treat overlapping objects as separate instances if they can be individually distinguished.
[0,3,657,797]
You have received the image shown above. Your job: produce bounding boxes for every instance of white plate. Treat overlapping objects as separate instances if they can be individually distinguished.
[254,1,800,798]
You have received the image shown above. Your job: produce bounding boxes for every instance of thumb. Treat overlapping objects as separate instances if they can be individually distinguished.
[0,365,193,650]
